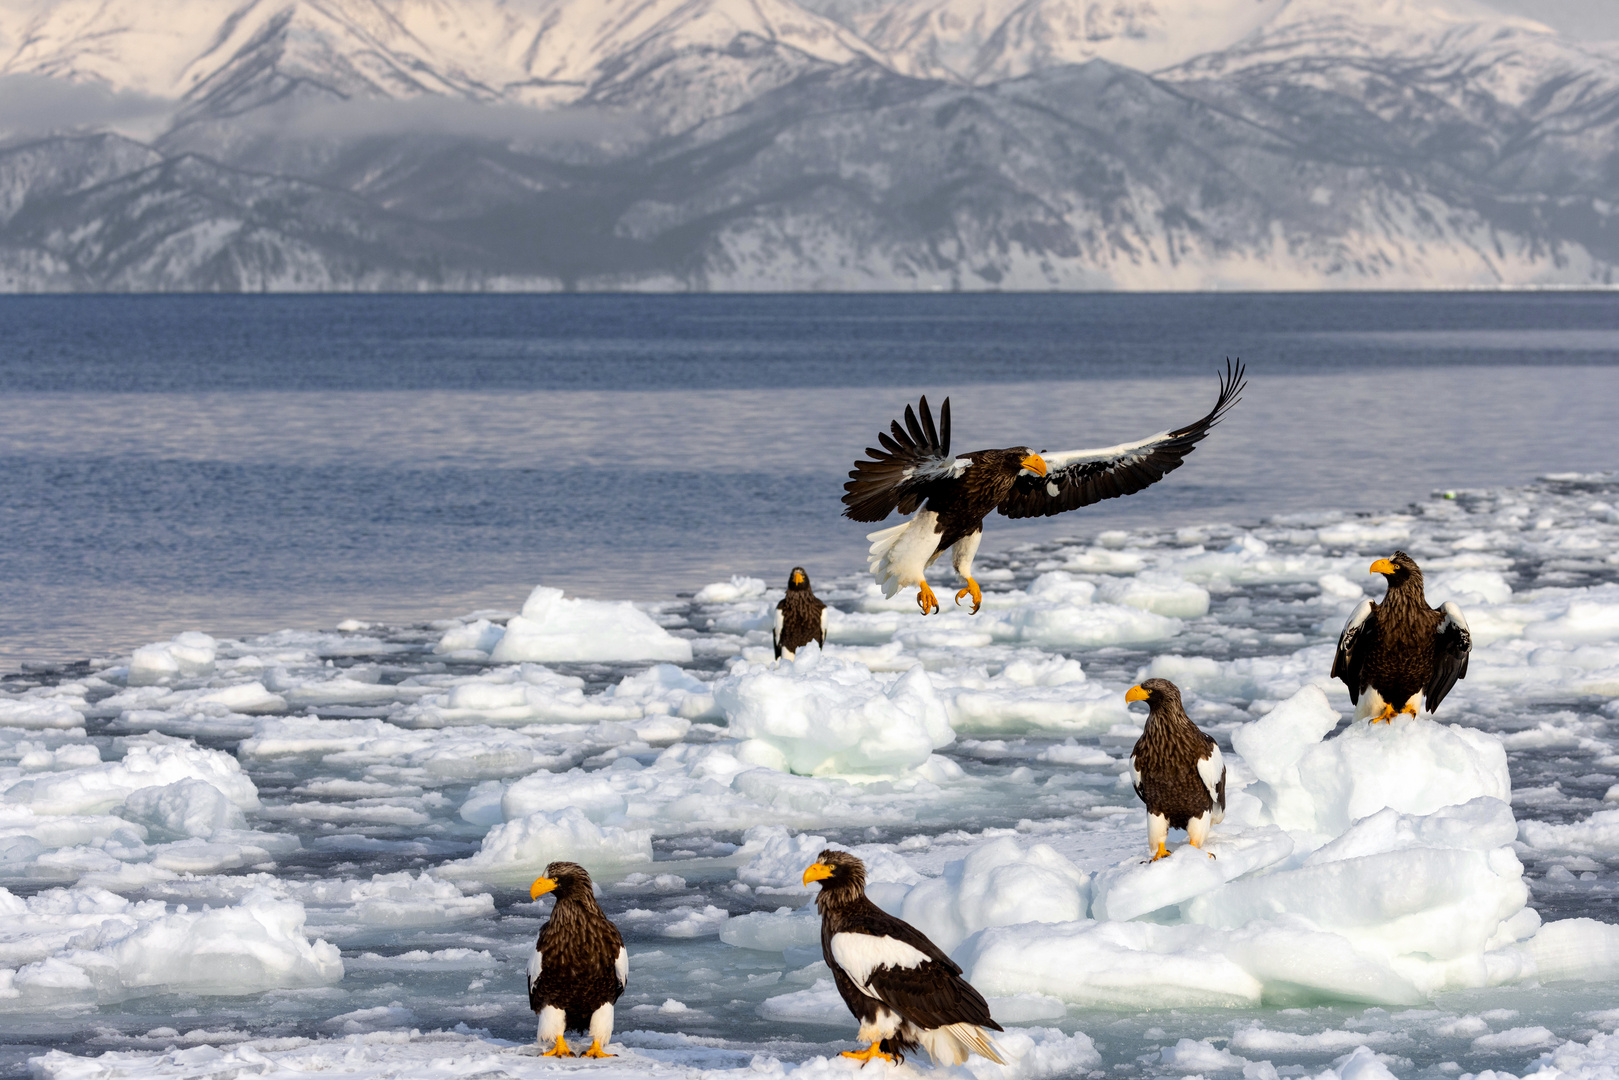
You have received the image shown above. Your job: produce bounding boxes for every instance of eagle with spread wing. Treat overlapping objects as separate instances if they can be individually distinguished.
[842,361,1245,614]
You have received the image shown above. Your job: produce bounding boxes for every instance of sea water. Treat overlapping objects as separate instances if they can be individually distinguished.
[0,292,1616,669]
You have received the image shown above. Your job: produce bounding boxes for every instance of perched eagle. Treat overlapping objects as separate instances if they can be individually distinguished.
[774,567,828,660]
[527,861,627,1058]
[803,849,1004,1067]
[1125,679,1226,861]
[1331,551,1472,723]
[843,361,1245,614]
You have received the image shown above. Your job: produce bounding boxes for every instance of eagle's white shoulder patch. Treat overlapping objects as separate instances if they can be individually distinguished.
[1439,601,1470,633]
[615,945,628,989]
[527,947,542,995]
[1341,598,1374,637]
[773,608,784,636]
[820,607,829,632]
[830,932,930,999]
[1197,744,1225,807]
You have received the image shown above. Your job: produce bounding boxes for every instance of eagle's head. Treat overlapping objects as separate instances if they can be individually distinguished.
[1016,448,1048,477]
[1125,677,1184,712]
[531,860,594,901]
[802,848,866,902]
[787,567,812,591]
[1370,551,1422,587]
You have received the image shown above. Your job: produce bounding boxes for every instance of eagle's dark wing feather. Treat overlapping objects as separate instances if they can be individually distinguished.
[864,956,1002,1032]
[1331,599,1376,706]
[998,360,1245,520]
[842,396,956,523]
[1425,602,1472,712]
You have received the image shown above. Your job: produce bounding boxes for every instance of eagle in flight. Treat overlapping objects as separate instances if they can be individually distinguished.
[842,361,1245,614]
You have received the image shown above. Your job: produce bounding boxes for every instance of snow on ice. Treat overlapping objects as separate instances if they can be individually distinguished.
[2,476,1619,1079]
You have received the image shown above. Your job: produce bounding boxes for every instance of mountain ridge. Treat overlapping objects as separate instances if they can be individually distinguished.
[1,0,1617,290]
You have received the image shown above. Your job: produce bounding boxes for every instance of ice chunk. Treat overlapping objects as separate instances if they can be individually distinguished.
[1097,570,1211,618]
[694,576,767,603]
[898,837,1089,955]
[0,695,83,731]
[119,779,247,841]
[437,806,653,884]
[432,618,505,657]
[0,885,339,1011]
[720,907,820,952]
[715,652,953,776]
[127,633,217,687]
[9,737,259,818]
[1524,918,1619,984]
[1520,808,1619,855]
[488,586,692,664]
[1090,827,1294,923]
[960,918,1264,1007]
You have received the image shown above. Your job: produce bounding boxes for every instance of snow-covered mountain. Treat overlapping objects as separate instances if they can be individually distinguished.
[1,0,1617,290]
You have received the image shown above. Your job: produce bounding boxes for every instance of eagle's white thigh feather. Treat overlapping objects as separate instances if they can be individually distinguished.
[1187,810,1213,848]
[830,932,930,999]
[780,647,795,661]
[856,1007,903,1044]
[1147,812,1169,854]
[1197,746,1225,815]
[588,1002,614,1047]
[537,1005,565,1041]
[1355,685,1387,722]
[866,511,942,596]
[526,948,542,996]
[614,946,628,990]
[950,530,982,581]
[917,1023,1005,1066]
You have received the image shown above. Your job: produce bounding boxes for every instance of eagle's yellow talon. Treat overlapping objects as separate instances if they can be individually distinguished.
[1149,844,1170,862]
[582,1040,616,1058]
[842,1042,896,1065]
[955,579,983,614]
[1371,703,1397,724]
[541,1035,573,1057]
[916,580,940,615]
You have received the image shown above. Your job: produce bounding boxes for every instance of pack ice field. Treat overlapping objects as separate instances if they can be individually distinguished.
[2,474,1619,1080]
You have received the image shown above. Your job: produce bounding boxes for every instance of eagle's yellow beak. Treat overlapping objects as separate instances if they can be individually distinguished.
[802,862,834,885]
[1370,559,1397,575]
[1125,685,1150,702]
[1021,453,1049,477]
[792,571,805,584]
[530,876,557,899]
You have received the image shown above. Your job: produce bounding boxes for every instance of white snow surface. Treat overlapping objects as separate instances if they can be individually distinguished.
[2,475,1618,1078]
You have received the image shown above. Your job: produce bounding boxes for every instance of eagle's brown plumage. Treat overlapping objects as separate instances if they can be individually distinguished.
[774,567,827,660]
[1127,679,1226,861]
[1331,551,1472,723]
[528,861,626,1058]
[843,362,1244,615]
[804,849,1003,1067]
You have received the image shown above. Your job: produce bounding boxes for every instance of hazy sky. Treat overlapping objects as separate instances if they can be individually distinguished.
[1478,0,1619,39]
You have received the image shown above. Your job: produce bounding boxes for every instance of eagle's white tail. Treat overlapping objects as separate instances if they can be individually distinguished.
[866,511,942,598]
[918,1023,1005,1066]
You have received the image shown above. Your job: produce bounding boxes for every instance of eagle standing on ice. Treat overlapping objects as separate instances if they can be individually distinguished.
[1331,551,1472,723]
[842,361,1245,614]
[773,567,828,660]
[1126,679,1226,861]
[527,861,627,1058]
[803,849,1004,1067]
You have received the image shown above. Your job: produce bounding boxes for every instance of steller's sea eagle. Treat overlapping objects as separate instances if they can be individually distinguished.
[774,567,828,660]
[803,849,1004,1067]
[527,861,627,1058]
[1331,551,1472,723]
[843,361,1244,614]
[1125,678,1226,861]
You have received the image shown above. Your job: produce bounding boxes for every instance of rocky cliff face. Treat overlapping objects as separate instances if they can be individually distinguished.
[0,0,1615,290]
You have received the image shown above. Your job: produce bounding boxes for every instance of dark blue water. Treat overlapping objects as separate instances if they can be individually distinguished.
[4,292,1618,391]
[1,292,1617,669]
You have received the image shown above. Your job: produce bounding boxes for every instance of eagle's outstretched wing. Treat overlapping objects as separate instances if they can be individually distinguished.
[997,360,1245,520]
[842,396,961,523]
